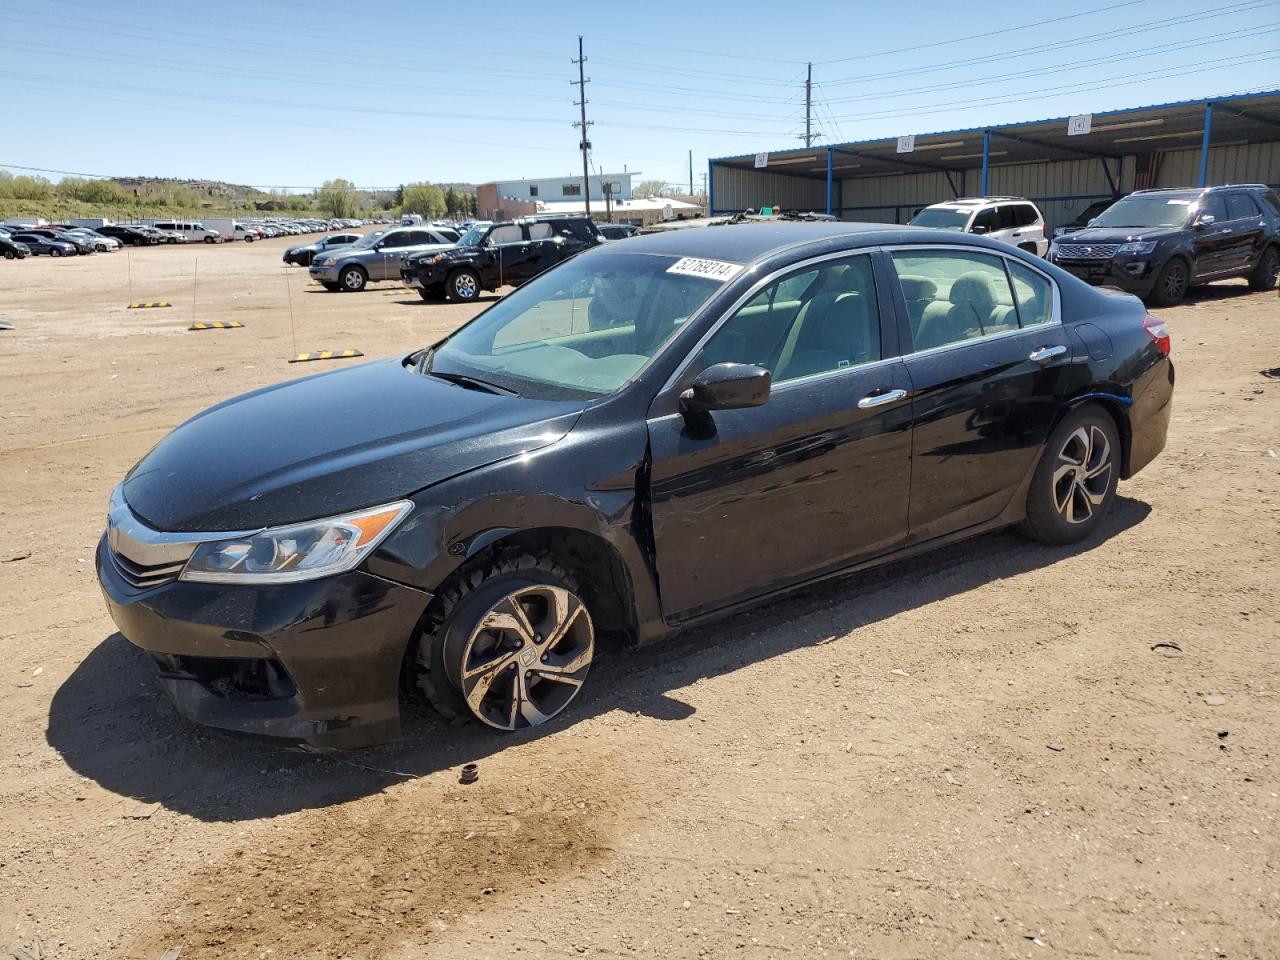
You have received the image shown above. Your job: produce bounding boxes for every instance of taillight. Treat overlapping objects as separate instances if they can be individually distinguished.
[1143,312,1171,356]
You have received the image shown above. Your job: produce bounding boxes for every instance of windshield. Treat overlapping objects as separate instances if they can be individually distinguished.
[909,207,972,230]
[457,223,491,247]
[426,251,733,400]
[1090,196,1196,229]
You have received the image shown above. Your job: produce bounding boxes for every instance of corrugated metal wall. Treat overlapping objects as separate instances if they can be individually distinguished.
[1155,142,1280,188]
[713,140,1280,231]
[712,165,824,212]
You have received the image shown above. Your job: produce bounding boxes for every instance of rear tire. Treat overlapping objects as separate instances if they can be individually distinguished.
[417,553,595,731]
[1018,405,1120,545]
[447,268,481,302]
[1149,257,1189,307]
[1248,246,1279,291]
[3,251,13,260]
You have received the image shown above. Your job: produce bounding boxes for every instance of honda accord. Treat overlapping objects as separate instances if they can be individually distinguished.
[97,223,1174,747]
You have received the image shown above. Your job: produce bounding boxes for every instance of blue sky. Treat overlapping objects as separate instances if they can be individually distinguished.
[2,0,1277,192]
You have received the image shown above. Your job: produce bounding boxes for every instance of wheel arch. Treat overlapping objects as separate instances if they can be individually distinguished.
[1060,392,1134,478]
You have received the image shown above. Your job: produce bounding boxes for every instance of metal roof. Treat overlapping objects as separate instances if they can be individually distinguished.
[711,89,1280,182]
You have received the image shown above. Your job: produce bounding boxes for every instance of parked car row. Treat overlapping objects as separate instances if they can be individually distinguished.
[0,223,122,257]
[906,184,1280,305]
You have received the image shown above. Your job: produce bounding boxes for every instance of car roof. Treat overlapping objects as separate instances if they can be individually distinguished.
[597,221,1005,264]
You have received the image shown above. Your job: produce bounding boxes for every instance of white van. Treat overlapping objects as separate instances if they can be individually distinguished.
[152,220,223,244]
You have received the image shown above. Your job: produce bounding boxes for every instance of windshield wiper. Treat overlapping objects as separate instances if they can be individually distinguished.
[425,370,518,396]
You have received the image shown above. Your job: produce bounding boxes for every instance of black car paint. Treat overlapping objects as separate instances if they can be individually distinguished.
[400,216,602,295]
[99,223,1173,747]
[1049,186,1280,297]
[97,225,159,246]
[1,235,30,259]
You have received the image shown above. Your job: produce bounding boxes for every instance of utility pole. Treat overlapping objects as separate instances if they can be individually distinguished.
[688,149,693,196]
[572,36,593,218]
[804,62,813,148]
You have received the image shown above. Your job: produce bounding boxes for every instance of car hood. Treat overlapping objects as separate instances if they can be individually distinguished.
[1059,226,1183,244]
[286,242,321,255]
[122,357,584,532]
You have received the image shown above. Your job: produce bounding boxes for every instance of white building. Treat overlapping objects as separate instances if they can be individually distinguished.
[477,172,635,219]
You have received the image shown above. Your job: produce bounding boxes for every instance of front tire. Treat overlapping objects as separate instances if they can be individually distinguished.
[1018,405,1120,545]
[339,264,368,292]
[49,248,62,258]
[418,554,595,731]
[1248,246,1279,292]
[320,280,341,292]
[417,284,446,301]
[204,236,217,244]
[447,268,481,302]
[3,251,13,260]
[1149,257,1189,307]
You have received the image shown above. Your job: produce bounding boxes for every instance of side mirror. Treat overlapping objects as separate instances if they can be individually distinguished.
[680,363,771,416]
[1086,217,1098,226]
[970,224,988,235]
[1195,214,1216,229]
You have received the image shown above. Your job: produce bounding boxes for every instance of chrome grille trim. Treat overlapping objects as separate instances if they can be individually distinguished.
[1055,243,1120,260]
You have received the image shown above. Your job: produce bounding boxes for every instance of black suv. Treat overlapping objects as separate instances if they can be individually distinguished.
[1048,184,1280,306]
[400,215,602,302]
[97,224,160,247]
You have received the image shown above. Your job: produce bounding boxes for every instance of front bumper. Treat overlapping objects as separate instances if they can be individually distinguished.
[96,535,432,748]
[1050,255,1158,294]
[308,263,342,282]
[400,263,448,287]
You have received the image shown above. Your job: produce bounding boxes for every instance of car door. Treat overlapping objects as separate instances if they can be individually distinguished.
[488,223,534,285]
[645,251,913,621]
[987,204,1020,247]
[371,230,416,279]
[1191,193,1231,278]
[1220,192,1266,275]
[522,221,564,279]
[887,247,1070,544]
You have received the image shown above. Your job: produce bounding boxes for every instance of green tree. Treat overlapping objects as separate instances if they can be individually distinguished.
[401,181,447,218]
[317,178,358,218]
[632,179,671,199]
[444,187,461,218]
[288,194,311,211]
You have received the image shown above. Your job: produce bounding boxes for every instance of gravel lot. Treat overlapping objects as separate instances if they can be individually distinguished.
[1,234,1277,960]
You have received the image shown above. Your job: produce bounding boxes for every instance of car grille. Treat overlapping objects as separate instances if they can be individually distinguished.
[108,547,187,590]
[1055,243,1120,260]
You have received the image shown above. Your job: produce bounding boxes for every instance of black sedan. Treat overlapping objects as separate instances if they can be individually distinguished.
[97,225,159,246]
[1,235,31,259]
[97,223,1174,747]
[282,231,362,267]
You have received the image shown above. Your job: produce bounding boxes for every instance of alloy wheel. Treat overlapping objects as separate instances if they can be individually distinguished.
[453,584,594,730]
[1162,262,1187,301]
[453,272,478,300]
[342,268,365,291]
[1051,424,1112,525]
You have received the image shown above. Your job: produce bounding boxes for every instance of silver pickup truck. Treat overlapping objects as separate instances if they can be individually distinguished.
[309,226,460,292]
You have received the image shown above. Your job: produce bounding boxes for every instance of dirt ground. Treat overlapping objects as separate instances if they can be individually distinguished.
[1,233,1277,960]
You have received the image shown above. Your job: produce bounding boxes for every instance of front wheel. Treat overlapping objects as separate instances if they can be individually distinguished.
[339,264,367,292]
[417,284,446,302]
[446,268,481,302]
[1018,406,1120,545]
[3,250,14,260]
[419,554,595,730]
[1149,258,1189,307]
[1248,246,1279,291]
[204,236,217,244]
[49,248,62,258]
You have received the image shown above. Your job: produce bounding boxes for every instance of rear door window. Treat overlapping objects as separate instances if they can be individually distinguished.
[1017,204,1040,227]
[1224,193,1259,220]
[489,224,523,245]
[527,222,554,240]
[995,206,1020,230]
[890,250,1021,350]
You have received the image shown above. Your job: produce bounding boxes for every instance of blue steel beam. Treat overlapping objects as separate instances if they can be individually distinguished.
[980,131,991,195]
[1198,103,1214,187]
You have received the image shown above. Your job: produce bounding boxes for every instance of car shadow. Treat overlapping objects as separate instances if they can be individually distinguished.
[48,496,1151,822]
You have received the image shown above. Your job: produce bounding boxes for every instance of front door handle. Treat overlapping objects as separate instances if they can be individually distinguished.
[857,388,908,409]
[1029,345,1068,363]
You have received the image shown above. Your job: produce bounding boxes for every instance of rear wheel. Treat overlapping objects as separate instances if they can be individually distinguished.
[447,268,481,302]
[1019,405,1120,545]
[3,250,13,260]
[1149,257,1189,307]
[418,554,595,730]
[339,264,368,292]
[1248,246,1279,291]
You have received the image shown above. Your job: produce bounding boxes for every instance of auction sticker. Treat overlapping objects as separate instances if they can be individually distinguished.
[667,257,743,281]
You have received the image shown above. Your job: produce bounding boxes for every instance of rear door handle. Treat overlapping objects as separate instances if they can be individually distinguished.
[857,388,908,409]
[1029,345,1068,363]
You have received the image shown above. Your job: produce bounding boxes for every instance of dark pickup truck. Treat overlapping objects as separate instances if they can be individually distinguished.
[400,214,602,302]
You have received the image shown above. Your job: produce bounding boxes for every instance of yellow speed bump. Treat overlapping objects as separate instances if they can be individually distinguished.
[128,301,172,309]
[188,321,244,331]
[288,349,364,363]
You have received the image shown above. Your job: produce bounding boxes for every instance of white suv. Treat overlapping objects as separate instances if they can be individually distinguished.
[909,197,1049,257]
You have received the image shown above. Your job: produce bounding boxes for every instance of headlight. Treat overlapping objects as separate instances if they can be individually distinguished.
[314,257,334,266]
[180,501,413,584]
[1117,241,1157,255]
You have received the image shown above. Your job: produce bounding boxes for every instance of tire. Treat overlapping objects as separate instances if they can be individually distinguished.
[417,284,446,302]
[1247,246,1279,292]
[417,553,595,731]
[446,268,481,302]
[3,251,13,260]
[1018,405,1121,545]
[339,264,367,292]
[203,236,216,244]
[320,280,341,292]
[1149,257,1189,307]
[49,248,61,258]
